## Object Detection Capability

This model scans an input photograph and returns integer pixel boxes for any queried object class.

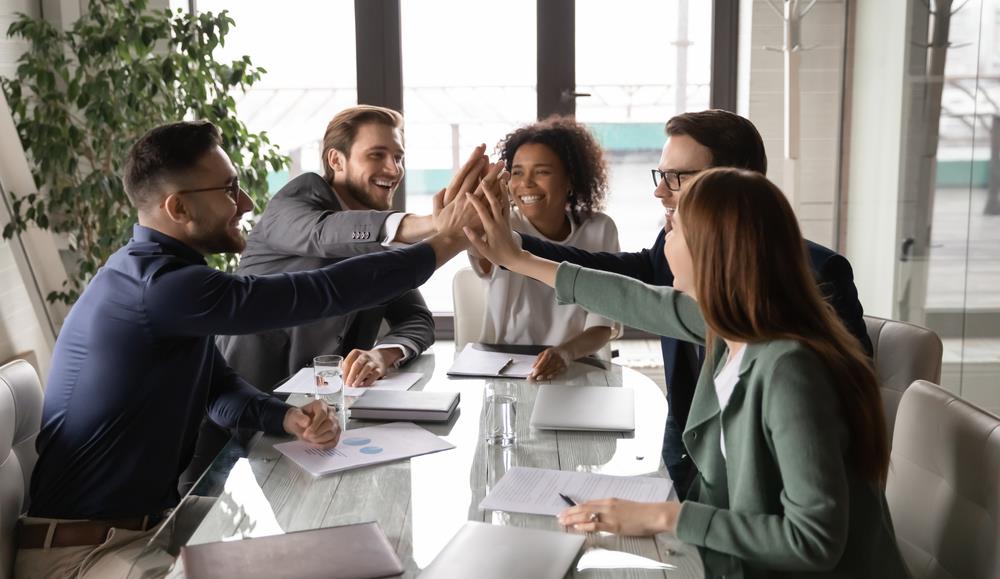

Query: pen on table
[558,492,576,507]
[498,357,514,375]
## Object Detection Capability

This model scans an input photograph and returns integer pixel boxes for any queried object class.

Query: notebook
[181,521,404,579]
[418,521,584,579]
[446,343,536,379]
[349,390,460,422]
[530,385,635,431]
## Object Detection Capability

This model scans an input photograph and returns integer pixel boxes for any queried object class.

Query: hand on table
[558,498,681,536]
[342,348,401,387]
[529,346,572,381]
[283,399,341,448]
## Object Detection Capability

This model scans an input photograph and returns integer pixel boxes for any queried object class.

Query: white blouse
[471,209,622,346]
[714,345,747,460]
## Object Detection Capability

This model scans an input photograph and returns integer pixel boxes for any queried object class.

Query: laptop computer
[529,385,635,431]
[419,521,584,579]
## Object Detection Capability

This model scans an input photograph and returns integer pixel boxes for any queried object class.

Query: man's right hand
[283,399,341,448]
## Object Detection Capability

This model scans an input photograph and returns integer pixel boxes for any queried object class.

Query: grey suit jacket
[217,172,435,392]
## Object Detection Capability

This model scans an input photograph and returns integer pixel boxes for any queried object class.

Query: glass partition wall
[895,0,1000,415]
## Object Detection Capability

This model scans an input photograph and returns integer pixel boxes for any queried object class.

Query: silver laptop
[530,385,635,431]
[419,521,584,579]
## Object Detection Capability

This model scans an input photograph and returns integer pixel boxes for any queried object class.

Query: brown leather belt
[17,516,159,549]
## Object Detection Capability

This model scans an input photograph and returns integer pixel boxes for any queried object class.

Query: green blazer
[554,263,909,578]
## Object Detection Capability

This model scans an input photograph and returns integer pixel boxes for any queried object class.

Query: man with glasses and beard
[15,120,478,578]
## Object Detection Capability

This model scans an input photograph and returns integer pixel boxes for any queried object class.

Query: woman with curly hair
[470,116,621,379]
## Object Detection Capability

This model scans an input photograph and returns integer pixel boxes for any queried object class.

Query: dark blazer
[520,229,872,493]
[217,173,435,392]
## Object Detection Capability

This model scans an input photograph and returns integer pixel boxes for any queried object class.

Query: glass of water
[313,355,346,432]
[484,381,517,447]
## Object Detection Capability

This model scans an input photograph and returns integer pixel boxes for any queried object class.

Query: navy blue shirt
[30,225,436,519]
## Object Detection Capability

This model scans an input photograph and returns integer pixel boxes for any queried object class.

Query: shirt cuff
[373,343,412,367]
[261,397,294,436]
[381,212,409,247]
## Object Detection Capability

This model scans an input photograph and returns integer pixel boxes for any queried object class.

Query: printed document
[479,466,673,516]
[274,422,454,477]
[273,367,423,397]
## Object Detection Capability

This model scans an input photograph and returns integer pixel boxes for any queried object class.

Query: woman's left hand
[530,346,571,380]
[558,498,681,536]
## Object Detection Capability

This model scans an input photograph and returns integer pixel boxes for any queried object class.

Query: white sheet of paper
[479,466,673,516]
[448,344,536,378]
[274,422,454,477]
[272,367,422,397]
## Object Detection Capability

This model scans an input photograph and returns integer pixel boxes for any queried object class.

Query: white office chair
[452,267,489,351]
[886,380,1000,579]
[451,267,613,361]
[864,315,942,442]
[0,360,44,579]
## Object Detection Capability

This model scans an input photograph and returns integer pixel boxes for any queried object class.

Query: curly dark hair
[496,116,609,224]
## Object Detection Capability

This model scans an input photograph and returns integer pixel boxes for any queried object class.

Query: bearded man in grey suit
[218,105,486,390]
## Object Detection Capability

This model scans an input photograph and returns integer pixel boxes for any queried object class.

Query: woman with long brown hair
[464,167,908,577]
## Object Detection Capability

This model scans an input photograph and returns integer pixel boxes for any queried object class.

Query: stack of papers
[479,466,673,516]
[447,344,537,378]
[273,367,422,397]
[274,422,454,477]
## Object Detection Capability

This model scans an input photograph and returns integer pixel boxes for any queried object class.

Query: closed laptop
[419,521,584,579]
[349,390,460,422]
[530,385,635,431]
[181,521,403,579]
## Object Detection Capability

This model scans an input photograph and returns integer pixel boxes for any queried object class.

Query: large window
[197,0,358,186]
[400,0,537,314]
[576,0,712,253]
[201,0,729,320]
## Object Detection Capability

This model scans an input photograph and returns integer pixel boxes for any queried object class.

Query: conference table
[133,343,718,578]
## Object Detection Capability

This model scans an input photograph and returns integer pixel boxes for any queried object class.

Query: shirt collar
[132,224,207,265]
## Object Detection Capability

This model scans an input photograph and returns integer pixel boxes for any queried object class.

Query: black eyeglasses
[651,169,701,191]
[175,178,243,203]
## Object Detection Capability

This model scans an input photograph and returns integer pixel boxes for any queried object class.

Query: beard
[190,219,247,254]
[338,170,393,211]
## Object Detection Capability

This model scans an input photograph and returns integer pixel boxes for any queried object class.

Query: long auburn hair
[679,168,889,485]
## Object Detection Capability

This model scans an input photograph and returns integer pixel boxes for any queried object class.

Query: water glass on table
[484,381,517,447]
[313,355,347,432]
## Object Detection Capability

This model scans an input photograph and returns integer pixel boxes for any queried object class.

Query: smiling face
[653,134,713,223]
[329,122,405,210]
[509,142,572,228]
[172,145,254,254]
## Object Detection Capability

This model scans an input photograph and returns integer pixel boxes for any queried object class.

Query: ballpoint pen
[558,492,576,507]
[497,357,515,376]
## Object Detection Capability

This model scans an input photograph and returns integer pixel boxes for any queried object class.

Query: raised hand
[462,166,523,269]
[432,144,488,233]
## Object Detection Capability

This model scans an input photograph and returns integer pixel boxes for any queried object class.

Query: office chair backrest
[452,267,488,351]
[886,380,1000,579]
[0,360,44,579]
[864,315,942,442]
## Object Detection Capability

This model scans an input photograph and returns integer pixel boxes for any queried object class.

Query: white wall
[742,0,848,249]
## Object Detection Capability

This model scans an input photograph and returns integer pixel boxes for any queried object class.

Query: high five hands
[461,167,524,269]
[430,144,508,243]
